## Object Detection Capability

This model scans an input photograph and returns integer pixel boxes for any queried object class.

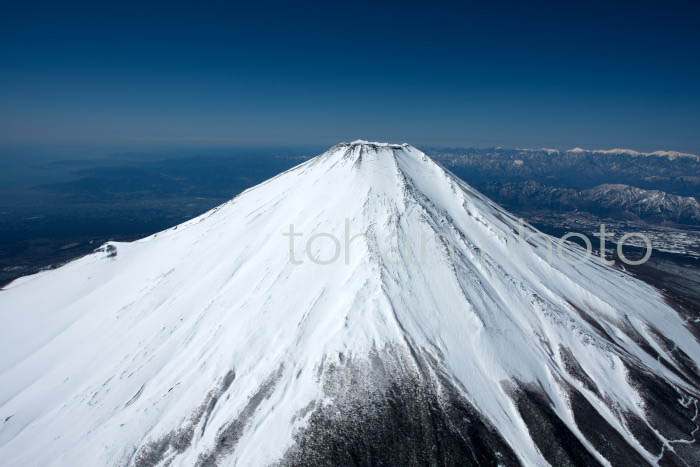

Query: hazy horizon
[2,2,700,153]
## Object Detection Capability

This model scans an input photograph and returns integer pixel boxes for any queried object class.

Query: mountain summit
[1,142,699,466]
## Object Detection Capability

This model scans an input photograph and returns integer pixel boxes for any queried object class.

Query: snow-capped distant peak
[566,146,699,161]
[514,147,560,154]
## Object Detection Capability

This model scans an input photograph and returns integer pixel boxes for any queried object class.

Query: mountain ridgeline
[430,147,700,198]
[482,181,700,226]
[0,142,699,466]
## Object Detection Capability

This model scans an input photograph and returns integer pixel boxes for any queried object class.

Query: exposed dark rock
[624,363,699,446]
[511,384,604,467]
[559,345,600,396]
[647,326,700,388]
[277,348,520,467]
[132,369,237,467]
[621,410,664,456]
[567,386,650,466]
[196,365,283,467]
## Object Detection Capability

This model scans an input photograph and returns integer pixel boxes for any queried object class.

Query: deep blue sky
[2,1,699,151]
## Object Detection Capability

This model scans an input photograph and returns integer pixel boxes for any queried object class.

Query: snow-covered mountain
[483,181,700,225]
[586,184,700,222]
[513,147,699,161]
[566,147,699,161]
[428,147,700,199]
[1,141,699,466]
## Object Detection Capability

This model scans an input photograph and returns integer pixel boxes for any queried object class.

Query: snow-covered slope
[1,141,699,466]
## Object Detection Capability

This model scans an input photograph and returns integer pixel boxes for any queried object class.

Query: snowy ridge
[1,142,699,466]
[514,146,699,160]
[566,147,699,161]
[485,180,700,225]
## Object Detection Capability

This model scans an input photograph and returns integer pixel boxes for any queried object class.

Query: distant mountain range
[519,147,699,161]
[429,147,700,198]
[482,181,700,226]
